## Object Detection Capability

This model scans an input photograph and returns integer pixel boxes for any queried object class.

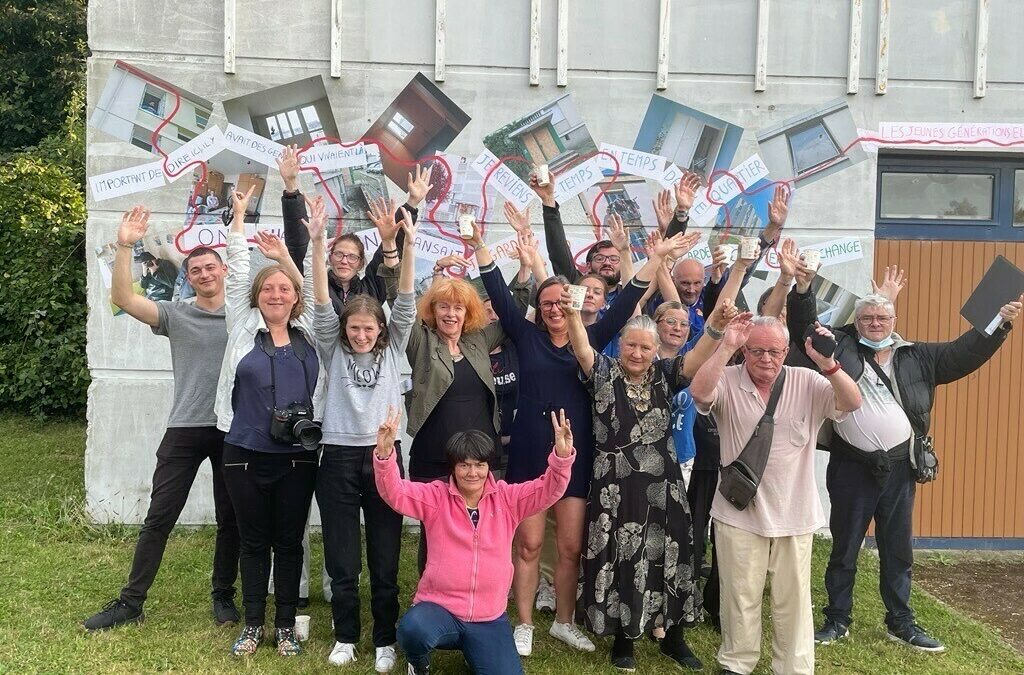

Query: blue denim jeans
[397,602,523,674]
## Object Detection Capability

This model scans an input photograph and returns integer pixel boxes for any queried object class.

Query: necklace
[623,368,654,413]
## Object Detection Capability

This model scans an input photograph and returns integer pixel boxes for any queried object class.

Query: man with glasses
[690,315,862,675]
[786,267,1023,654]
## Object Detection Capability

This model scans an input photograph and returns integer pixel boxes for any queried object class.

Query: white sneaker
[375,644,398,672]
[549,621,595,652]
[534,577,556,612]
[328,641,357,666]
[513,623,535,657]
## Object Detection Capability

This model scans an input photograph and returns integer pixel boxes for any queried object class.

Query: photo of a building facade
[634,94,743,182]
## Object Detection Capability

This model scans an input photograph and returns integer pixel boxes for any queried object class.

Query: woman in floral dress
[564,290,742,672]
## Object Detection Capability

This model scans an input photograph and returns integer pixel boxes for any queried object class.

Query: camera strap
[258,327,314,409]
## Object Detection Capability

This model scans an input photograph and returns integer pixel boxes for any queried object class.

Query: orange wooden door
[873,241,1024,539]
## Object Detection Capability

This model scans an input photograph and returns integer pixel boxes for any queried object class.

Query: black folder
[960,255,1024,335]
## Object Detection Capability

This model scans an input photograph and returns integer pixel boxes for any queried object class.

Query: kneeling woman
[565,292,742,671]
[217,187,327,657]
[373,407,576,675]
[305,197,418,671]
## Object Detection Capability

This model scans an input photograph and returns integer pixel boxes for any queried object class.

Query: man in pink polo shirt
[690,316,861,675]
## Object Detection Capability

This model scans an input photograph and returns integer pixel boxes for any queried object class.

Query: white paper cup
[739,236,758,260]
[294,615,310,641]
[567,284,587,311]
[801,249,821,271]
[458,213,474,239]
[536,164,550,186]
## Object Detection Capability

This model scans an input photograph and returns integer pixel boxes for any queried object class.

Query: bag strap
[763,366,787,419]
[861,348,921,436]
[732,368,787,477]
[258,327,314,407]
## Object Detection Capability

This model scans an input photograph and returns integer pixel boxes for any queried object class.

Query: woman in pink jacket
[372,407,576,675]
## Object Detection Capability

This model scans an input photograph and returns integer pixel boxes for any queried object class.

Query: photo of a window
[756,98,867,189]
[223,76,340,150]
[387,112,414,140]
[787,122,842,176]
[139,87,165,116]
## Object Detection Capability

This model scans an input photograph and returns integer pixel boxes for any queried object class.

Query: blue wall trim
[865,536,1024,551]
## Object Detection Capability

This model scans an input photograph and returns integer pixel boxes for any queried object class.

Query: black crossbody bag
[863,357,938,484]
[718,369,787,511]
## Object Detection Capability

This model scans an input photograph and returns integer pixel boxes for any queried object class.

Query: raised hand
[644,230,661,260]
[117,205,151,246]
[765,184,790,241]
[999,293,1024,325]
[398,207,418,251]
[675,171,702,211]
[301,195,328,241]
[871,265,907,302]
[722,308,755,351]
[653,189,674,233]
[653,232,684,259]
[607,213,630,253]
[709,244,729,283]
[529,172,556,207]
[794,252,819,292]
[407,163,435,208]
[804,322,838,370]
[231,184,257,216]
[670,231,702,259]
[435,254,473,272]
[367,197,401,242]
[550,408,574,458]
[255,231,289,262]
[516,230,537,269]
[503,201,532,234]
[375,405,402,459]
[276,144,301,191]
[707,297,742,332]
[777,238,800,278]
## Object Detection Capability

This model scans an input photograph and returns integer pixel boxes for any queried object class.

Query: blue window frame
[875,152,1024,241]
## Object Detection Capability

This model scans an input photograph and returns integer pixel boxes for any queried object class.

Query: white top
[834,357,913,452]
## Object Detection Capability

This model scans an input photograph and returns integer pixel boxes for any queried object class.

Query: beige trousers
[715,521,815,675]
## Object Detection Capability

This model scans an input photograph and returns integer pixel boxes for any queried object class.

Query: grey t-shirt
[152,299,228,428]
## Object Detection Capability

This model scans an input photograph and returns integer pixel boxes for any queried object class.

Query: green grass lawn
[1,413,1021,674]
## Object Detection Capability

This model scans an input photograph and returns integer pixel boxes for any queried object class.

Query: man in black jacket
[787,269,1022,653]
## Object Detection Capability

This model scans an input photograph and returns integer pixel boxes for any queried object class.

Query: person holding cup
[215,186,327,658]
[470,220,694,656]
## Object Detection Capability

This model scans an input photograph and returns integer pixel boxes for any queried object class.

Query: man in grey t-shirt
[84,206,240,631]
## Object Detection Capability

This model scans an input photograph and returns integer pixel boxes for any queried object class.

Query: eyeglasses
[857,315,894,325]
[330,251,362,264]
[539,301,561,311]
[591,254,620,264]
[744,347,787,359]
[658,318,689,328]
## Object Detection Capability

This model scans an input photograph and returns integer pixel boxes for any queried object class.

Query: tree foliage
[0,0,89,154]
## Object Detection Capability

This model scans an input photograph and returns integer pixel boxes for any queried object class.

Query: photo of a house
[89,61,214,156]
[311,144,389,233]
[423,153,501,224]
[755,98,867,188]
[483,93,598,184]
[363,73,471,185]
[222,76,340,149]
[582,176,659,260]
[634,94,743,182]
[184,152,267,226]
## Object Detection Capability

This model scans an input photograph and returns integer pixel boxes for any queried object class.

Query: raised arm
[373,407,439,520]
[563,290,595,376]
[606,214,635,283]
[276,145,309,273]
[532,172,582,283]
[680,300,744,380]
[396,208,417,295]
[111,206,160,327]
[471,221,531,340]
[664,171,700,238]
[761,238,799,318]
[504,410,575,521]
[805,324,862,412]
[690,316,752,408]
[225,186,257,332]
[871,265,907,304]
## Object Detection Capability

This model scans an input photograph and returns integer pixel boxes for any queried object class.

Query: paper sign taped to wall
[875,122,1024,151]
[470,149,535,211]
[223,124,287,167]
[355,227,479,277]
[163,126,227,182]
[300,143,369,172]
[658,163,684,189]
[176,218,284,251]
[89,160,166,201]
[756,237,864,272]
[597,143,667,181]
[553,156,604,204]
[689,154,771,227]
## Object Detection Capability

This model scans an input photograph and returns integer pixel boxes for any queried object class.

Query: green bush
[0,147,87,418]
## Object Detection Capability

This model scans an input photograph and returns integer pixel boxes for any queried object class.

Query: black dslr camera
[270,402,322,451]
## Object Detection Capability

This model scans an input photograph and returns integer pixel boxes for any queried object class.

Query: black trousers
[687,468,719,621]
[823,453,916,631]
[120,427,238,609]
[222,443,317,628]
[317,443,405,646]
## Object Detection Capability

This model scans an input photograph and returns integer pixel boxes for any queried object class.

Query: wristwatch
[674,207,690,220]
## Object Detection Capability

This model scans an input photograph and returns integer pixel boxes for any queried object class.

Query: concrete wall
[86,0,1024,524]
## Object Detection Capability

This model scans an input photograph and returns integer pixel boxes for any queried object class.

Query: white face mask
[858,335,895,350]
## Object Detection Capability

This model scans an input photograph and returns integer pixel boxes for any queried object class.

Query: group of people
[84,144,1023,675]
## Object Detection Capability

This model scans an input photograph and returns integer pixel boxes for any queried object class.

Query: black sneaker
[814,619,850,645]
[83,599,144,631]
[297,596,310,609]
[213,597,240,626]
[660,627,703,670]
[406,664,430,675]
[887,623,945,653]
[611,633,636,672]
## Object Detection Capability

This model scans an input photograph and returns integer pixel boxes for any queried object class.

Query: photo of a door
[519,124,564,166]
[660,112,725,178]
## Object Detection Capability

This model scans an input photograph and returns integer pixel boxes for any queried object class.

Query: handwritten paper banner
[89,160,166,202]
[471,149,535,211]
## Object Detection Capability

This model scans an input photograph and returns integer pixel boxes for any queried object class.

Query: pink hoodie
[373,447,574,623]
